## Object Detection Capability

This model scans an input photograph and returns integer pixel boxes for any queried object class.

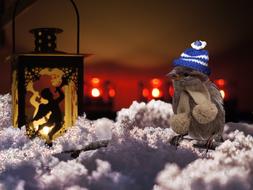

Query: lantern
[11,0,83,143]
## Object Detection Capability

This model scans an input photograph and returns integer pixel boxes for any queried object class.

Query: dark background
[0,0,253,119]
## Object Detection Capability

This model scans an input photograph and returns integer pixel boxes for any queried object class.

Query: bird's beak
[167,70,180,80]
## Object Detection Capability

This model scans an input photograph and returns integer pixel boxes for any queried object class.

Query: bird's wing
[172,90,181,114]
[208,81,223,105]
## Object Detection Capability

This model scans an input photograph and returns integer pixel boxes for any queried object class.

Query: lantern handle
[12,0,80,54]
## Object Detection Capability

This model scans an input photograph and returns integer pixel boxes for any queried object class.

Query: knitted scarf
[176,83,211,115]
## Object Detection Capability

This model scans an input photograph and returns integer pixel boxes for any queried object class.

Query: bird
[167,40,225,150]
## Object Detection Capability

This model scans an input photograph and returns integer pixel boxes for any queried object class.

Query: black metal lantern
[11,0,83,143]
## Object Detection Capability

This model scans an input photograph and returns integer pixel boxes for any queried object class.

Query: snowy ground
[0,94,253,190]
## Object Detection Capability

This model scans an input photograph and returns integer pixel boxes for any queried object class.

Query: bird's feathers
[169,66,225,141]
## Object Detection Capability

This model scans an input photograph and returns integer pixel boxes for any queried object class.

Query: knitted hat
[173,40,211,75]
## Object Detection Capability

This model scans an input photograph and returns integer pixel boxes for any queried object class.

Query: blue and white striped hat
[173,40,211,75]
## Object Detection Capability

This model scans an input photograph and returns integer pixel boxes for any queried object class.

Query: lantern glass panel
[12,54,83,142]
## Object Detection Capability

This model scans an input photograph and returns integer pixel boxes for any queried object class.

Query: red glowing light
[169,86,174,97]
[152,88,162,98]
[91,88,101,97]
[142,88,149,98]
[151,78,162,87]
[109,88,116,98]
[91,77,100,85]
[215,79,226,87]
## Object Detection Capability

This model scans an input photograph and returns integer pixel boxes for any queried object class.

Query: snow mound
[0,127,29,150]
[224,122,253,137]
[94,118,113,140]
[155,130,253,190]
[0,94,253,190]
[53,116,97,152]
[116,100,173,129]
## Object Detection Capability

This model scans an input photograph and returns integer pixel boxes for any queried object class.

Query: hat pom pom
[169,113,190,135]
[192,102,218,124]
[191,40,207,50]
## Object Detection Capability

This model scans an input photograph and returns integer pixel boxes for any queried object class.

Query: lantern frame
[12,54,84,128]
[11,0,84,142]
[12,0,80,54]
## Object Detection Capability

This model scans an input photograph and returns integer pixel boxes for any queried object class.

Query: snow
[155,130,253,190]
[94,118,113,140]
[0,94,12,129]
[0,94,253,190]
[116,100,173,129]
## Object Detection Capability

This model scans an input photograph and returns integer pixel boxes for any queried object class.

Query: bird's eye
[183,73,189,77]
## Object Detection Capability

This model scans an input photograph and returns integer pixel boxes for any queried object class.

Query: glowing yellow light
[220,90,225,99]
[91,77,100,85]
[91,88,101,97]
[152,88,161,98]
[34,125,39,131]
[40,126,51,135]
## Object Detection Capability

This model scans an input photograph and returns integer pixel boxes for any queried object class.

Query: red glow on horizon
[91,77,100,85]
[215,79,226,87]
[151,78,162,87]
[142,88,149,98]
[169,86,174,97]
[109,88,116,98]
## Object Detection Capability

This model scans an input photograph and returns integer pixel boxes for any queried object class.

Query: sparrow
[167,40,225,150]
